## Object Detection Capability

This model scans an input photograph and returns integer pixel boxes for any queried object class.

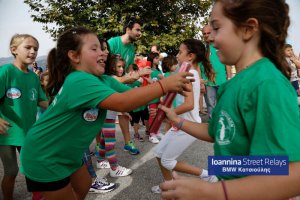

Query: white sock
[200,169,208,178]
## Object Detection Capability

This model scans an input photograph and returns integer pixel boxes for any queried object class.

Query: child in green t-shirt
[0,34,48,200]
[159,1,300,199]
[19,27,192,199]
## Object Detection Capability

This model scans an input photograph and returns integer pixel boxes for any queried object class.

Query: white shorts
[153,127,197,161]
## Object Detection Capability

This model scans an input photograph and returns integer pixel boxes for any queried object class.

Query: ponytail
[46,27,95,104]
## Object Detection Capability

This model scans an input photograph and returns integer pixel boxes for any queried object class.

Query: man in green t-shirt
[108,18,143,153]
[108,18,142,70]
[200,25,232,119]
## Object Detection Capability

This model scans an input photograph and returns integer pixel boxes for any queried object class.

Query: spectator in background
[108,18,144,155]
[200,24,232,119]
[284,44,300,94]
[150,44,165,72]
[32,61,43,76]
[108,18,142,70]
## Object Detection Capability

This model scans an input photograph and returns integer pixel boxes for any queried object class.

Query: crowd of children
[1,0,300,199]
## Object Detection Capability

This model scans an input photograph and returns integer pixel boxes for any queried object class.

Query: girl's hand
[122,112,132,121]
[144,77,154,84]
[290,56,300,64]
[149,107,158,118]
[128,72,139,80]
[0,118,11,135]
[138,67,152,76]
[161,72,194,96]
[200,84,206,94]
[160,172,213,200]
[158,74,164,79]
[159,105,180,124]
[137,77,143,83]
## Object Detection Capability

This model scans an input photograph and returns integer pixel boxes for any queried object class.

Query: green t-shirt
[0,64,47,146]
[21,71,130,182]
[208,58,300,180]
[149,68,163,104]
[164,72,172,78]
[200,44,227,86]
[108,36,135,69]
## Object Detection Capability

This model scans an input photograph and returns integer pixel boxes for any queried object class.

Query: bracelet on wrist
[176,117,185,130]
[157,80,166,95]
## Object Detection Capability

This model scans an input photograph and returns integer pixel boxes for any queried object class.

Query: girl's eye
[212,26,219,31]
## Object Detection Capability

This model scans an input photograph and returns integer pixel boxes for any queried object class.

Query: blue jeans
[204,86,219,119]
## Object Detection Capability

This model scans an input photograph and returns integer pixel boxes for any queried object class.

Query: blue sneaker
[124,141,140,155]
[89,177,115,193]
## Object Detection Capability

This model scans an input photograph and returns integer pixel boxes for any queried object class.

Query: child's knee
[161,158,177,171]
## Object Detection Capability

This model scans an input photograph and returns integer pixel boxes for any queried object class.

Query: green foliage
[24,0,213,55]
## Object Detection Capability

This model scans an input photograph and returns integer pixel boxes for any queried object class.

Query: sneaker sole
[89,187,115,193]
[123,149,140,155]
[96,165,110,169]
[110,170,133,177]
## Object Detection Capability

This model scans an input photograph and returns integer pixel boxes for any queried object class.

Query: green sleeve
[0,65,7,99]
[106,75,131,92]
[242,79,300,161]
[67,74,116,109]
[127,80,142,88]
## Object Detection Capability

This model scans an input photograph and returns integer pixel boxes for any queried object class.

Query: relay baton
[149,62,191,133]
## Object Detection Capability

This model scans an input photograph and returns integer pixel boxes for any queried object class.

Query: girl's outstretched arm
[99,72,193,112]
[160,105,213,143]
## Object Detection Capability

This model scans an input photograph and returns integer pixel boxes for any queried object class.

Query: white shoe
[109,166,132,177]
[97,160,110,169]
[201,175,219,183]
[149,135,159,144]
[151,185,161,194]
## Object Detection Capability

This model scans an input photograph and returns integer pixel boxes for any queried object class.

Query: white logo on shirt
[83,108,99,122]
[216,110,235,145]
[6,88,21,99]
[29,88,38,101]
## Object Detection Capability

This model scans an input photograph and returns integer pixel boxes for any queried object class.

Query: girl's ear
[10,47,17,56]
[242,18,259,41]
[67,50,80,64]
[188,53,196,63]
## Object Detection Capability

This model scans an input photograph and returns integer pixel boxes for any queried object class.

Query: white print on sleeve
[216,110,236,145]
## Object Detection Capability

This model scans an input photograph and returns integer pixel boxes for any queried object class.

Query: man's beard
[129,35,137,43]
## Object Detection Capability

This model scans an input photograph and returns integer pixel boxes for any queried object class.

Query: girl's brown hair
[182,39,215,82]
[162,55,178,73]
[147,52,160,70]
[215,0,290,78]
[108,54,126,76]
[46,27,96,103]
